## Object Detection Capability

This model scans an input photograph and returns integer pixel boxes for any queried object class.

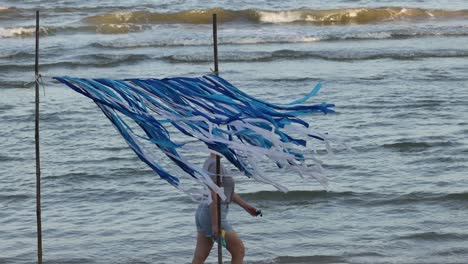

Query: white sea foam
[232,35,321,44]
[111,11,136,23]
[96,23,145,34]
[294,36,321,42]
[348,10,359,18]
[341,32,393,40]
[0,27,35,38]
[257,11,303,23]
[393,7,408,18]
[0,6,9,11]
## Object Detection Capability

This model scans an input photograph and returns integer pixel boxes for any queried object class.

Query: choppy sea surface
[1,0,468,263]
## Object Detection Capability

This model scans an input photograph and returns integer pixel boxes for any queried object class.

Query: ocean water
[1,0,468,263]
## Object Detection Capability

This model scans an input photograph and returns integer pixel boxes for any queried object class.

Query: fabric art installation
[55,74,339,203]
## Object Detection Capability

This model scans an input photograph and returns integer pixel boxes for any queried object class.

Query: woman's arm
[232,192,258,216]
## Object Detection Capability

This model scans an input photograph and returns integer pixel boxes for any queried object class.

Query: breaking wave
[92,35,321,48]
[0,26,53,38]
[4,21,468,40]
[0,24,148,38]
[90,29,468,48]
[83,7,468,25]
[96,23,149,34]
[3,48,467,72]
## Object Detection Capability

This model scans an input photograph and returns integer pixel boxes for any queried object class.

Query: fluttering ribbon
[54,74,338,202]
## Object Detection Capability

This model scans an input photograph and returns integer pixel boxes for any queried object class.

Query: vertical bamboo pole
[212,13,222,264]
[35,10,43,264]
[213,14,219,76]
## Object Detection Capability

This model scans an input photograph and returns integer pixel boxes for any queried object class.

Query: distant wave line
[3,23,468,40]
[0,54,152,71]
[2,49,468,72]
[83,7,468,25]
[0,24,149,38]
[163,49,468,63]
[238,190,468,204]
[399,231,468,241]
[0,193,31,202]
[89,30,468,48]
[382,141,454,150]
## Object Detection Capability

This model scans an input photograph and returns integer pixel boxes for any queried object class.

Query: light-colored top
[203,157,234,203]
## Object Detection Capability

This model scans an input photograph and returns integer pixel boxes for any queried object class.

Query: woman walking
[192,153,260,264]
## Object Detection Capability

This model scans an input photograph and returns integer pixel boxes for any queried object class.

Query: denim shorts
[195,203,232,237]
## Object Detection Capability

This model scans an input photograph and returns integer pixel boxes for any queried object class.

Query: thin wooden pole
[213,14,219,76]
[212,13,222,264]
[35,10,43,264]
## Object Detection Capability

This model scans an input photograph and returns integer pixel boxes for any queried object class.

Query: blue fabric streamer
[54,74,335,198]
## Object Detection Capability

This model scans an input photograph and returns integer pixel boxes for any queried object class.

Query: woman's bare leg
[192,232,214,264]
[225,230,245,264]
